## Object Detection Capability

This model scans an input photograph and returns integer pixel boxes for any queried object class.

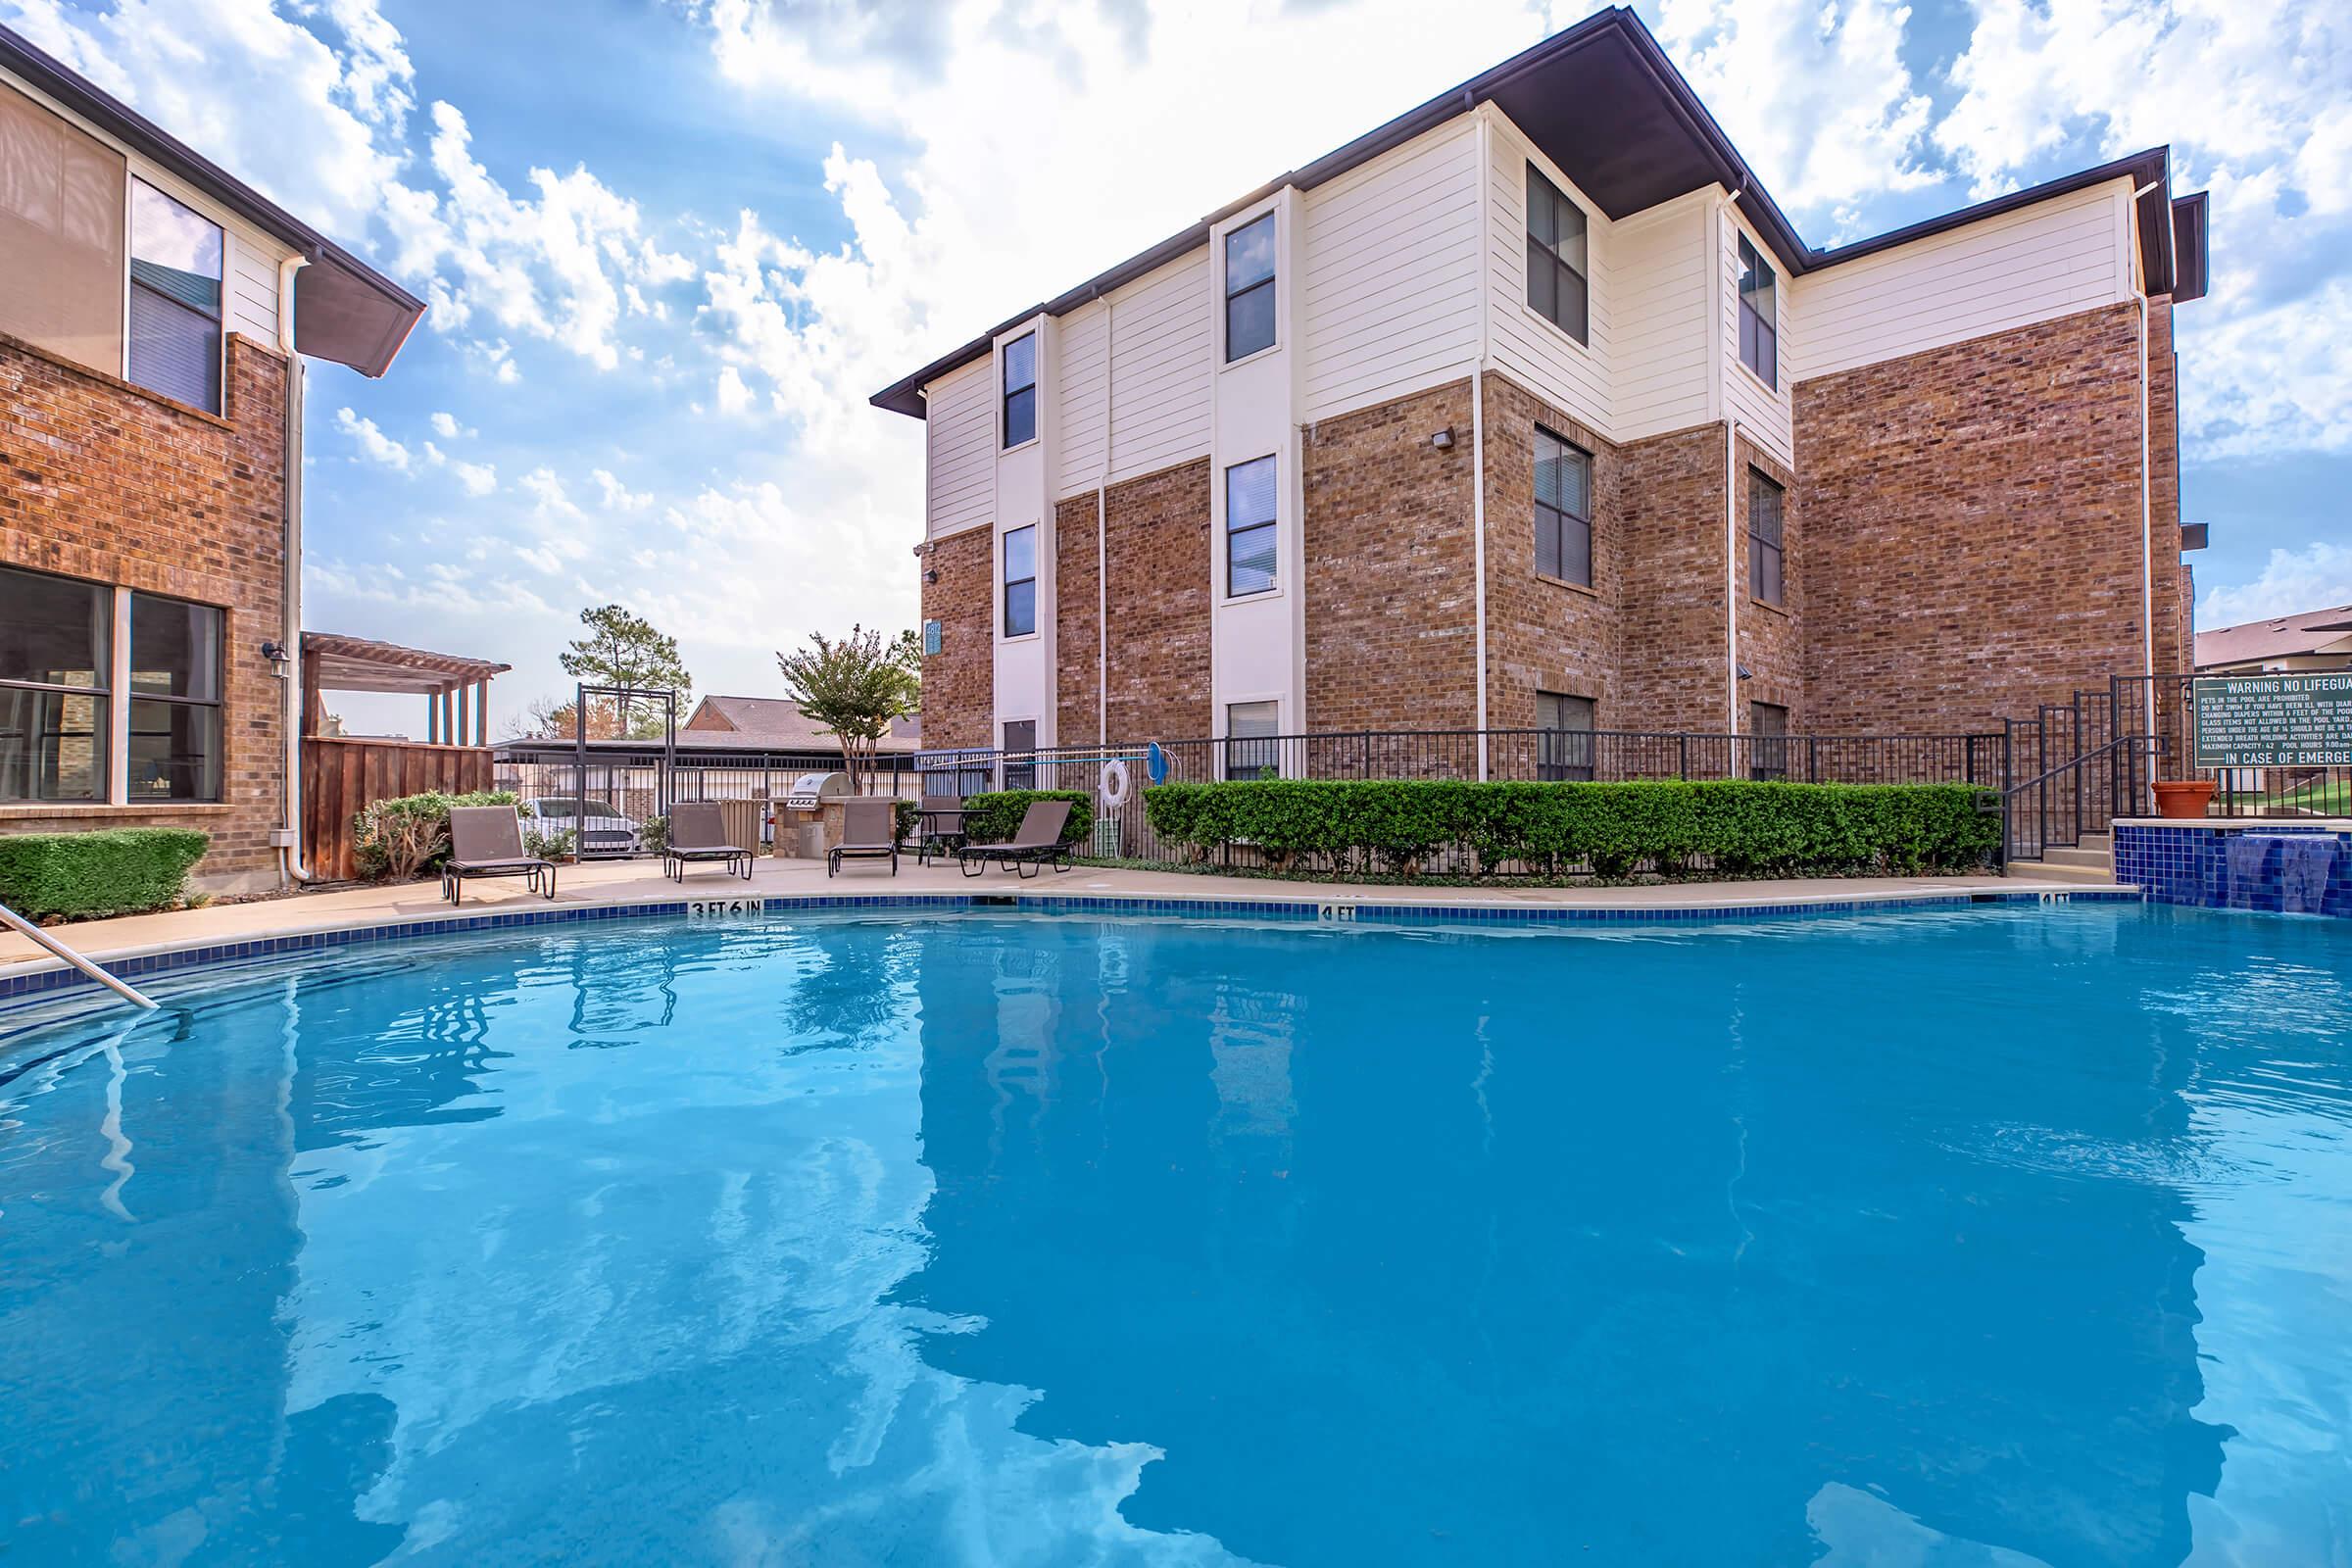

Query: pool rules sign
[2192,672,2352,767]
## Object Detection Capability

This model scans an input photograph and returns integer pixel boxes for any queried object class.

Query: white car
[522,796,641,857]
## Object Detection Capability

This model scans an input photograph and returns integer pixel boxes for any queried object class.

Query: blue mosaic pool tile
[2116,823,2352,918]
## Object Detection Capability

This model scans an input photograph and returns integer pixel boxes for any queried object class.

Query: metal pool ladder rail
[0,902,158,1010]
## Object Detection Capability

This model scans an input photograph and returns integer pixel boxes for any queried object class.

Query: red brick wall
[1303,378,1478,732]
[1101,459,1212,743]
[1733,436,1803,730]
[1616,423,1731,734]
[1,331,291,889]
[918,524,993,749]
[1054,492,1100,744]
[2144,296,2189,679]
[1796,301,2154,734]
[1481,372,1622,731]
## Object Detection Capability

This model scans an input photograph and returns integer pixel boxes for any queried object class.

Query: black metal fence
[918,725,2002,868]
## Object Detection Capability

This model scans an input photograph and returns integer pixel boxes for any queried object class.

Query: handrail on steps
[0,902,158,1011]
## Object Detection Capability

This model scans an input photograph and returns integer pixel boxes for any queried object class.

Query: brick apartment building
[874,7,2208,763]
[1,26,422,890]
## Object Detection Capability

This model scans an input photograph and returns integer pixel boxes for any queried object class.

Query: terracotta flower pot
[2150,779,2217,819]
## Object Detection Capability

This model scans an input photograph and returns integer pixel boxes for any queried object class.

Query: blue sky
[6,0,2345,737]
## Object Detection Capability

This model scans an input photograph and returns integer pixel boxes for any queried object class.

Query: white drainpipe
[276,254,313,884]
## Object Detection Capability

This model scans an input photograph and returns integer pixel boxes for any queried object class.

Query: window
[1225,701,1281,780]
[1002,718,1037,791]
[127,592,222,802]
[1223,213,1275,362]
[1525,165,1589,343]
[1002,524,1038,637]
[1749,701,1789,782]
[1536,691,1594,782]
[1749,470,1786,607]
[127,179,224,413]
[1226,455,1278,597]
[1738,234,1777,389]
[1534,427,1592,587]
[1001,332,1037,448]
[0,81,128,375]
[0,565,110,803]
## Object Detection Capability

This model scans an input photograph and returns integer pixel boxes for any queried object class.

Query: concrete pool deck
[1,855,2132,979]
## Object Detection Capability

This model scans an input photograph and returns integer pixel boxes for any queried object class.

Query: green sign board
[2192,672,2352,768]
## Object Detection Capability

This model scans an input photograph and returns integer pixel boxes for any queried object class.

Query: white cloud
[2199,543,2352,627]
[714,364,756,416]
[380,102,693,371]
[518,466,583,518]
[591,468,653,512]
[429,411,471,439]
[334,406,412,471]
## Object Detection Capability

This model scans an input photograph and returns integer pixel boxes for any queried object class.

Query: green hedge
[353,790,519,881]
[1142,779,1998,879]
[0,827,211,920]
[960,790,1094,847]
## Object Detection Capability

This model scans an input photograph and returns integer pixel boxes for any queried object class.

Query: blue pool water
[3,904,2349,1565]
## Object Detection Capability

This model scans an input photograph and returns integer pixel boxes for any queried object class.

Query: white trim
[108,586,132,805]
[2137,295,2155,723]
[1472,113,1494,781]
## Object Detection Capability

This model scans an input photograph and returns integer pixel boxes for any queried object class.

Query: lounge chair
[828,798,901,878]
[957,800,1074,879]
[442,805,557,906]
[915,793,965,866]
[665,802,754,882]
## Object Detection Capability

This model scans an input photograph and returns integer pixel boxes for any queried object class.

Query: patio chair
[957,800,1075,879]
[828,798,901,878]
[442,805,557,906]
[664,802,754,882]
[915,793,965,866]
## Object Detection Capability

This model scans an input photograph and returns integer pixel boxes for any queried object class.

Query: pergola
[301,632,512,746]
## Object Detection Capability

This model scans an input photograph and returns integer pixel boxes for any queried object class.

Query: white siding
[925,356,993,539]
[1720,212,1792,466]
[1485,115,1613,437]
[226,231,282,344]
[1055,300,1108,497]
[1301,118,1483,420]
[1789,180,2133,383]
[1609,196,1713,442]
[1107,248,1212,484]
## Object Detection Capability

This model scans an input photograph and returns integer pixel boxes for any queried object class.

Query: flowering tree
[776,625,919,794]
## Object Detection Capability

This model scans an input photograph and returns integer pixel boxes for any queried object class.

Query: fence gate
[568,685,676,859]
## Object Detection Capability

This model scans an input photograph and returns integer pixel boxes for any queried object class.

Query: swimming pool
[3,903,2347,1564]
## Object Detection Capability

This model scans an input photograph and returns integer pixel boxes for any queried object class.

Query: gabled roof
[0,23,425,377]
[871,5,2209,418]
[2195,606,2352,669]
[686,695,922,754]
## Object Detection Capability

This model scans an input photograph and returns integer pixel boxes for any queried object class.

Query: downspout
[276,254,313,884]
[1099,292,1112,746]
[2132,176,2160,736]
[1471,111,1494,780]
[1717,187,1746,736]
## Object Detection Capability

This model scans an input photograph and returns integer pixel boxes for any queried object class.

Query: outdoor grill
[782,771,851,810]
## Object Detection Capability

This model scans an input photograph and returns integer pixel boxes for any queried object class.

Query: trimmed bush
[0,828,211,920]
[1142,779,1998,880]
[353,790,519,881]
[961,790,1094,848]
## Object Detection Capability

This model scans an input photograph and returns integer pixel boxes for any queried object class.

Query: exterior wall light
[1429,427,1455,449]
[924,568,940,584]
[261,639,293,678]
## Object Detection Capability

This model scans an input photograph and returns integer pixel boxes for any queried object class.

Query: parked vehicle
[521,797,640,857]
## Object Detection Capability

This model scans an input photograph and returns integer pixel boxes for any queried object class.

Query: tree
[559,604,692,739]
[776,624,919,794]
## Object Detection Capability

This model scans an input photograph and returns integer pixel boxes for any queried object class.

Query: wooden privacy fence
[303,737,493,881]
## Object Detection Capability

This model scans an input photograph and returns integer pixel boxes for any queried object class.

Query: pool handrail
[0,902,159,1010]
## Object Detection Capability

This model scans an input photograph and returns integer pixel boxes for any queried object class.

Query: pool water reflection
[1,905,2347,1564]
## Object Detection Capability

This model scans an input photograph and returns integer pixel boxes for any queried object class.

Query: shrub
[0,828,211,920]
[353,790,519,881]
[1141,779,1998,880]
[961,790,1094,847]
[640,814,668,857]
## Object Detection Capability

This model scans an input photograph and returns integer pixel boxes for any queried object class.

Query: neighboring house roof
[685,695,923,754]
[2195,606,2352,669]
[0,23,425,377]
[871,5,2208,419]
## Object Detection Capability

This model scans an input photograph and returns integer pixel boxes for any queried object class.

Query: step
[2005,859,2124,885]
[2041,844,2114,872]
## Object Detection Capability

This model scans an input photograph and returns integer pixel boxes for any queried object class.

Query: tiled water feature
[2115,819,2352,917]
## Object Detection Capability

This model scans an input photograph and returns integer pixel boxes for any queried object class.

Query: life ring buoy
[1101,757,1133,808]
